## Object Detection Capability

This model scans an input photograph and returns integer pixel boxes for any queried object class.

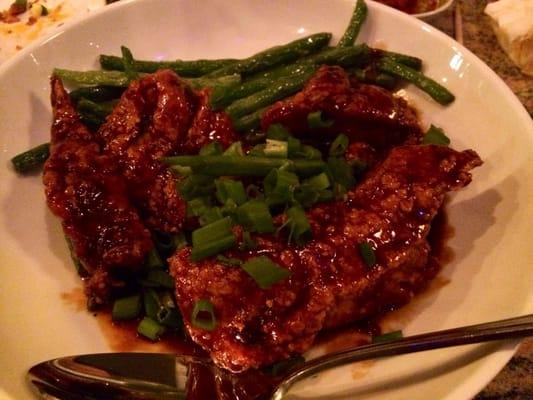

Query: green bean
[371,48,423,70]
[377,58,455,105]
[77,98,115,118]
[338,0,368,47]
[225,65,316,120]
[99,54,238,77]
[211,45,368,109]
[206,32,332,78]
[54,69,132,87]
[349,67,398,89]
[164,155,326,178]
[54,68,240,90]
[120,45,139,82]
[69,86,124,103]
[11,142,50,173]
[232,108,266,133]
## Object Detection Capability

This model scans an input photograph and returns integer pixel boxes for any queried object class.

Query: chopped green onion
[248,144,266,157]
[372,330,403,343]
[191,299,217,331]
[137,317,166,341]
[286,206,312,244]
[240,231,257,251]
[293,184,320,208]
[237,200,275,233]
[215,179,247,206]
[307,110,334,129]
[191,216,234,247]
[216,255,243,267]
[179,174,215,200]
[358,242,376,267]
[199,207,224,226]
[171,165,192,176]
[223,141,244,156]
[266,124,290,141]
[292,144,323,160]
[191,217,235,260]
[173,233,188,250]
[422,125,450,146]
[187,197,211,217]
[263,169,299,205]
[327,157,356,192]
[146,247,165,269]
[199,141,223,156]
[142,270,175,289]
[241,256,291,289]
[329,133,349,157]
[303,172,330,191]
[287,136,302,158]
[143,289,160,320]
[190,235,236,261]
[112,295,142,321]
[157,306,181,328]
[264,139,288,158]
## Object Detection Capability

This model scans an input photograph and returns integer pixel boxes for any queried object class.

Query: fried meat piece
[261,65,421,149]
[43,77,153,304]
[169,145,482,371]
[97,70,195,233]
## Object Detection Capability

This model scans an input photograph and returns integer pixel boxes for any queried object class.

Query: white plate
[0,0,532,399]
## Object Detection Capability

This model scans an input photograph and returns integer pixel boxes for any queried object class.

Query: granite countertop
[426,1,532,398]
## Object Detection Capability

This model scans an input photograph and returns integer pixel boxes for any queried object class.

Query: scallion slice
[179,174,215,200]
[236,200,275,233]
[422,125,450,146]
[137,317,166,341]
[215,179,247,206]
[286,206,312,244]
[142,270,174,289]
[358,242,376,267]
[303,172,330,191]
[287,136,302,158]
[329,133,349,157]
[191,299,217,331]
[266,124,290,141]
[264,139,288,158]
[190,235,236,261]
[187,197,211,217]
[263,169,299,205]
[307,110,334,129]
[191,217,235,260]
[222,141,244,156]
[241,256,291,289]
[112,294,142,321]
[327,157,356,193]
[199,141,223,156]
[199,207,224,226]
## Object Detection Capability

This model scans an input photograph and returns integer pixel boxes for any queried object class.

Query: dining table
[1,0,531,398]
[426,1,532,398]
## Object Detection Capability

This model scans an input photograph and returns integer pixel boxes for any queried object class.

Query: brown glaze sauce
[61,205,454,400]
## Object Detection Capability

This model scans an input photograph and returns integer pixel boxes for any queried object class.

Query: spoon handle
[272,314,533,399]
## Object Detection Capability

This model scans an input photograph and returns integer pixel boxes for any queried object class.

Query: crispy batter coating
[261,65,421,149]
[44,77,153,304]
[170,145,482,371]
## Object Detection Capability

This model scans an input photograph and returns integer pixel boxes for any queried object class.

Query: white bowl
[415,0,455,18]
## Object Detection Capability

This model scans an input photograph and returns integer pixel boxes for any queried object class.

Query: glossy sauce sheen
[87,207,453,399]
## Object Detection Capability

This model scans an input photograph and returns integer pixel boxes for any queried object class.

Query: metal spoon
[28,314,533,400]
